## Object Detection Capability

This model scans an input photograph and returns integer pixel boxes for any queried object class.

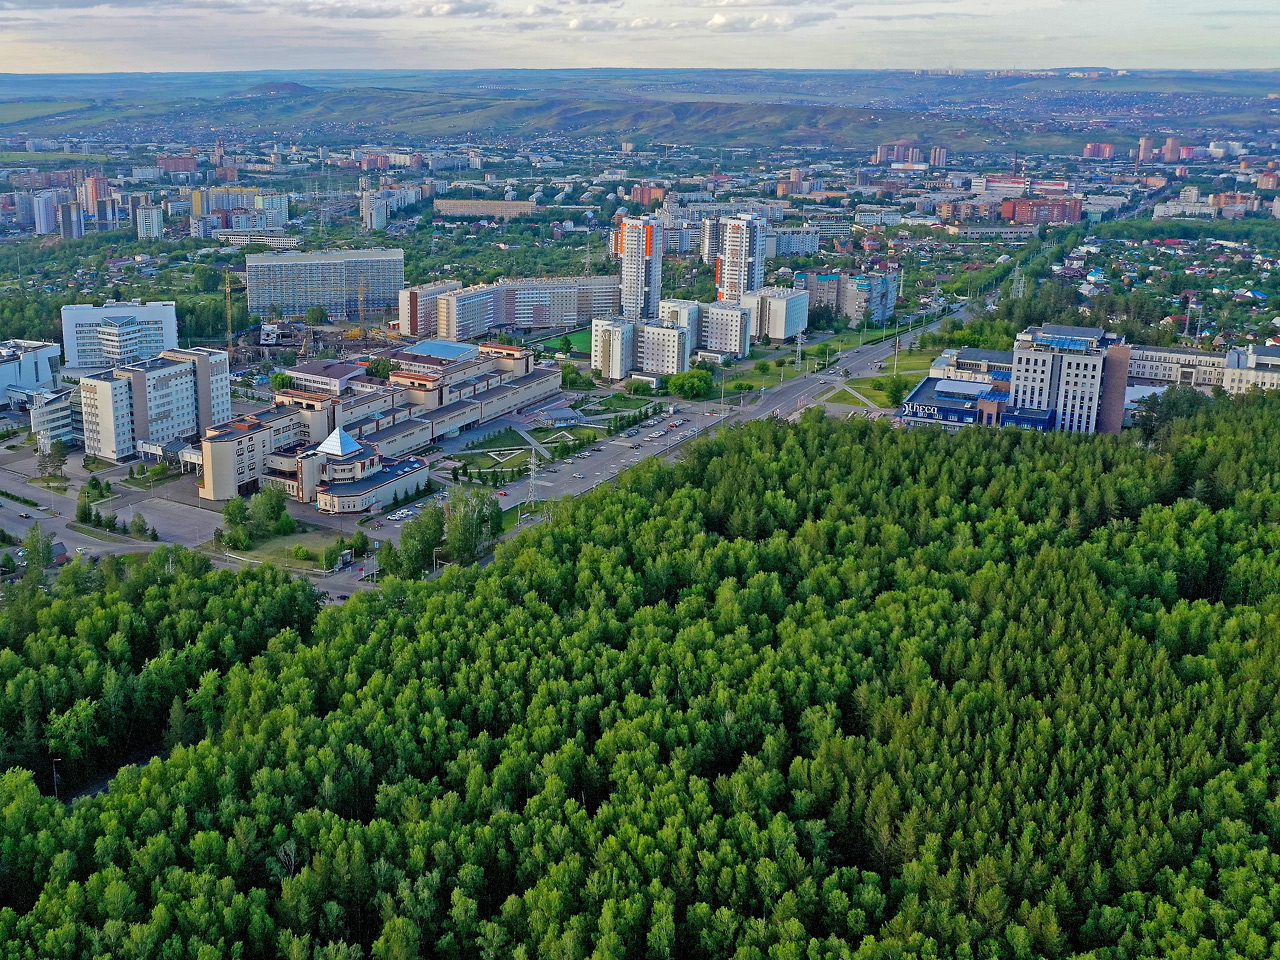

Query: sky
[0,0,1276,73]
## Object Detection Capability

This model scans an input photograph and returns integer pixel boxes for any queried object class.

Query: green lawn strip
[452,449,531,475]
[464,427,529,452]
[824,389,868,407]
[65,522,135,543]
[214,529,338,569]
[529,425,603,444]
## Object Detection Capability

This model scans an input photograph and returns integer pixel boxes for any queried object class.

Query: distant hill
[233,81,318,98]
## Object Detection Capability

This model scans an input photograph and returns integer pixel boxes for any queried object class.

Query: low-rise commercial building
[0,340,61,408]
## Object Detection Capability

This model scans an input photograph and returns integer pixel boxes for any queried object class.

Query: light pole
[51,757,60,802]
[433,546,443,573]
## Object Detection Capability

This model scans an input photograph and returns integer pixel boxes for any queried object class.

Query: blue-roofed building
[1009,324,1129,435]
[401,339,480,363]
[900,377,1008,432]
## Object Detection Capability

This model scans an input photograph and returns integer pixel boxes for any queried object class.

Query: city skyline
[1,0,1278,74]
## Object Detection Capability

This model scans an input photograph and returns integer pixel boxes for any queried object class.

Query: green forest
[5,391,1280,958]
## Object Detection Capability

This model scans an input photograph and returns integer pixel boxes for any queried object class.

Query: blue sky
[0,0,1276,73]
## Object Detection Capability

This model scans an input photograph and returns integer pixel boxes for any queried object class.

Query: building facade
[740,288,809,343]
[704,302,752,358]
[61,300,179,369]
[436,277,621,340]
[1008,325,1128,434]
[618,215,664,320]
[79,348,231,462]
[715,213,767,302]
[592,318,637,381]
[245,249,405,322]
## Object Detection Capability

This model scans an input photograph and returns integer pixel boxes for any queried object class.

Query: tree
[393,504,445,578]
[40,439,68,478]
[21,522,53,575]
[269,372,294,391]
[558,334,574,354]
[884,376,910,407]
[668,369,714,400]
[223,496,249,528]
[625,380,654,397]
[754,361,771,375]
[304,305,328,325]
[129,513,149,538]
[444,487,495,565]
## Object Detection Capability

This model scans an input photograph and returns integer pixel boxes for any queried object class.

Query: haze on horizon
[0,0,1276,76]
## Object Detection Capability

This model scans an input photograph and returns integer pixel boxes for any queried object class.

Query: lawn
[531,329,591,353]
[824,389,868,407]
[216,528,338,570]
[529,425,602,444]
[464,427,529,452]
[844,351,940,408]
[579,394,654,414]
[452,449,531,475]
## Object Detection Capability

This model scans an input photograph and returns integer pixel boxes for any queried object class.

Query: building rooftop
[245,248,403,265]
[319,456,427,497]
[401,339,480,361]
[317,427,363,458]
[955,347,1014,365]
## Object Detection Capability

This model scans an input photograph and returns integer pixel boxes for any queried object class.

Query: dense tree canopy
[5,393,1280,958]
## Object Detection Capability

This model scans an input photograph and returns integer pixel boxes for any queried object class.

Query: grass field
[824,389,868,407]
[529,425,602,445]
[530,329,591,352]
[465,427,528,452]
[219,528,338,570]
[580,394,654,414]
[453,449,531,475]
[0,101,92,126]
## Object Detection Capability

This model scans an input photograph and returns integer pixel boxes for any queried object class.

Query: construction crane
[224,270,245,364]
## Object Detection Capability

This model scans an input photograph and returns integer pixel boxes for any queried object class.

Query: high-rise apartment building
[1083,143,1114,159]
[618,215,664,320]
[135,205,164,240]
[999,198,1083,224]
[715,213,767,302]
[591,318,637,381]
[33,191,59,235]
[1163,137,1181,161]
[398,280,464,338]
[793,270,897,325]
[61,300,179,368]
[80,347,230,462]
[245,249,404,322]
[657,300,704,349]
[930,147,949,167]
[78,176,109,211]
[59,202,85,240]
[636,324,690,377]
[1138,137,1157,162]
[703,302,752,358]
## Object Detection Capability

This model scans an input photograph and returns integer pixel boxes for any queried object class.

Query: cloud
[705,9,821,30]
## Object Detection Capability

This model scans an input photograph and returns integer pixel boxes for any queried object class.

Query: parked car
[572,473,585,479]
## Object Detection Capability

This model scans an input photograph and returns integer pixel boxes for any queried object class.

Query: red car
[497,490,508,496]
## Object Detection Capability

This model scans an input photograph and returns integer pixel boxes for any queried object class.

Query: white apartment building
[33,192,59,235]
[592,318,637,381]
[704,302,752,358]
[135,205,164,240]
[79,348,231,462]
[657,299,704,349]
[618,215,664,320]
[637,324,690,377]
[436,277,621,340]
[398,280,465,338]
[740,288,809,343]
[245,249,404,322]
[254,193,290,228]
[61,300,179,369]
[716,214,767,302]
[768,227,821,257]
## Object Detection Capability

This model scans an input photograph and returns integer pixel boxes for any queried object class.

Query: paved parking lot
[127,497,224,545]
